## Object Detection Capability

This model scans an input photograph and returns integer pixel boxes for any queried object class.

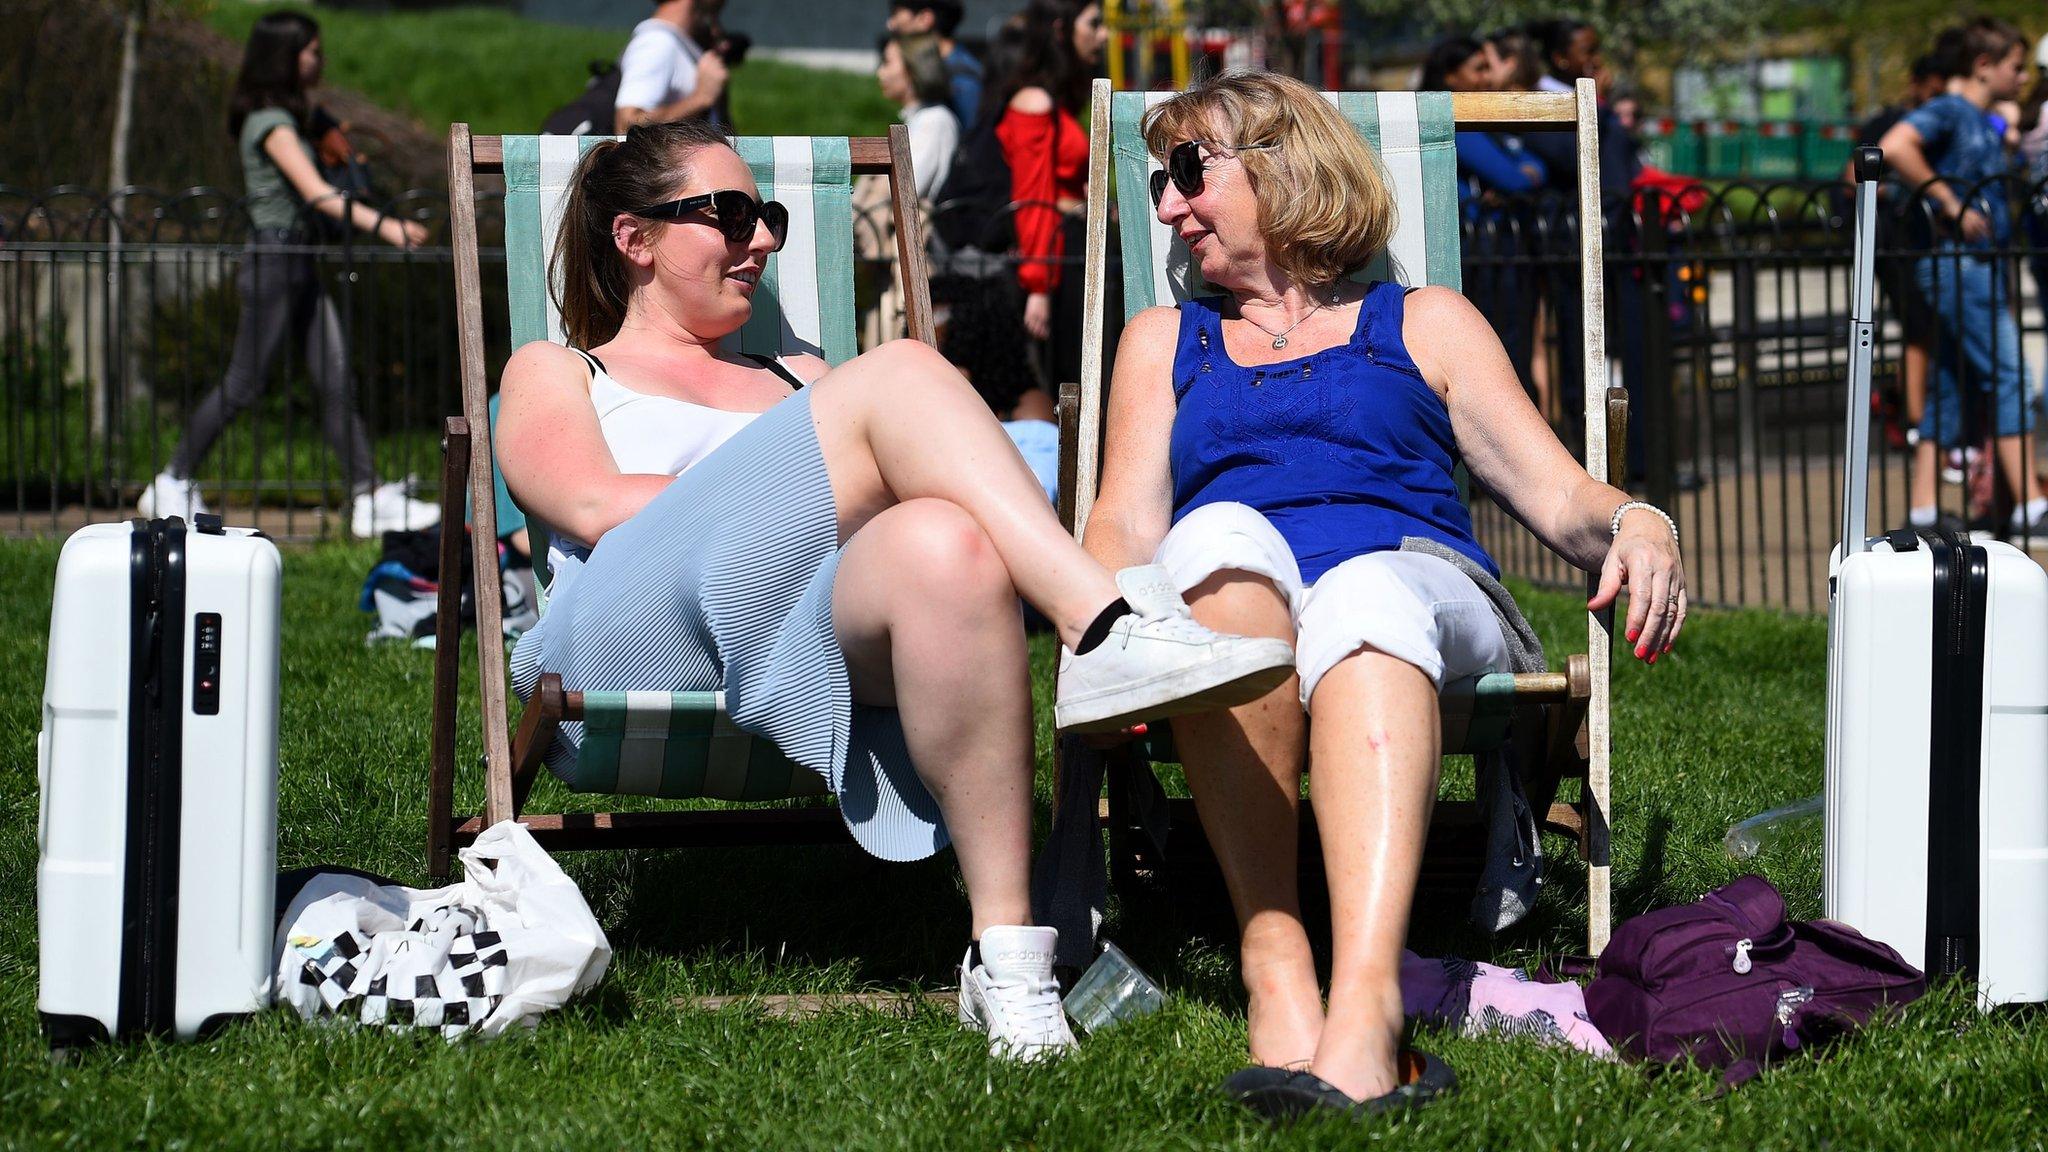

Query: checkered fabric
[286,907,512,1039]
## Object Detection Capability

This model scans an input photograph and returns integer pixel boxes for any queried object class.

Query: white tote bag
[275,821,611,1038]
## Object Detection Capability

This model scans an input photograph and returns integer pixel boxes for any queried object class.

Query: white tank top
[547,349,807,576]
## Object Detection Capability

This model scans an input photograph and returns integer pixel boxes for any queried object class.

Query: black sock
[968,941,982,969]
[1074,598,1133,655]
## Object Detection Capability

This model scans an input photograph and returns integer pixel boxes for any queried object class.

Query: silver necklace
[1238,286,1343,349]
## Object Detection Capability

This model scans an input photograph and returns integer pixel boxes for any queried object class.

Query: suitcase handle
[1839,147,1883,560]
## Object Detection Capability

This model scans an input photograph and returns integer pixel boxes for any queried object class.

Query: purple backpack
[1584,875,1924,1087]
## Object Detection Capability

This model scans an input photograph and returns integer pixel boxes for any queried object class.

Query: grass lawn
[199,3,901,139]
[2,538,2043,1149]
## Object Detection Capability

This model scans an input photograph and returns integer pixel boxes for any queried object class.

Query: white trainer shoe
[352,477,441,538]
[958,925,1076,1062]
[136,471,209,521]
[1054,564,1295,733]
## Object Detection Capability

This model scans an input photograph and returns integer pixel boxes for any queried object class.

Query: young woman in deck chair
[493,119,1294,1062]
[1080,73,1688,1117]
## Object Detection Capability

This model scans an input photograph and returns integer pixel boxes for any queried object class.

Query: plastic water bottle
[1062,940,1165,1034]
[1724,793,1823,859]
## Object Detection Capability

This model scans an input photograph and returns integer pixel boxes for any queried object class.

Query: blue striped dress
[508,379,949,862]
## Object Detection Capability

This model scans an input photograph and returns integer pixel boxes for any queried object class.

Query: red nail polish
[1627,628,1639,642]
[1649,653,1658,665]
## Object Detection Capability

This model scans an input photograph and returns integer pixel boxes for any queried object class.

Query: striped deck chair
[1056,79,1625,953]
[427,125,934,882]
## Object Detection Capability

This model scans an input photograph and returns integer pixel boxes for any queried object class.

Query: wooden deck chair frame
[429,124,935,883]
[1055,80,1624,953]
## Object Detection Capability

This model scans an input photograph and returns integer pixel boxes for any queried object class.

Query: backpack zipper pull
[1732,938,1754,975]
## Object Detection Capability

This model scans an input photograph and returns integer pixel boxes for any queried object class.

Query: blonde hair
[1141,71,1395,287]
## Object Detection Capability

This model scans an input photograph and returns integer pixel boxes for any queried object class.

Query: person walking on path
[1881,17,2048,535]
[139,10,437,536]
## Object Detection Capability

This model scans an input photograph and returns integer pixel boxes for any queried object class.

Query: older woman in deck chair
[493,120,1294,1062]
[1082,74,1687,1116]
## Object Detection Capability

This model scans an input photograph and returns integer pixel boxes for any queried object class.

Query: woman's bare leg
[834,498,1034,933]
[807,339,1118,647]
[1303,648,1441,1101]
[1176,570,1322,1068]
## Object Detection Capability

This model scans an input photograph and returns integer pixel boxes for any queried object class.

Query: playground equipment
[1104,0,1343,91]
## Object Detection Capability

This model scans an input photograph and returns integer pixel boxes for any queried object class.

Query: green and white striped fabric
[1109,89,1462,320]
[500,134,859,363]
[498,133,857,802]
[568,690,828,802]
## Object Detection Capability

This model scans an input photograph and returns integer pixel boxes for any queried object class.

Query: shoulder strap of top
[568,347,607,379]
[1361,281,1424,377]
[745,352,809,389]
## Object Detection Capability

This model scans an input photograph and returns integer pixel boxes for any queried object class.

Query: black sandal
[1228,1050,1458,1121]
[1221,1064,1299,1108]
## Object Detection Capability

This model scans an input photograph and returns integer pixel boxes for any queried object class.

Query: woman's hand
[380,216,429,249]
[1588,508,1686,663]
[1023,291,1053,340]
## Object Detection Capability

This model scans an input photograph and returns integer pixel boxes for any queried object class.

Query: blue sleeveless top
[1167,282,1497,584]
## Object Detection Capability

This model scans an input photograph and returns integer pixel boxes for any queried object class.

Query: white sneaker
[136,471,208,521]
[352,478,441,538]
[1054,564,1295,733]
[958,925,1076,1062]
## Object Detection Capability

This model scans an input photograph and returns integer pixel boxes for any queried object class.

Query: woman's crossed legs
[801,343,1296,1059]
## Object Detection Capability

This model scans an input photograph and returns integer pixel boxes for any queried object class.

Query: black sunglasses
[1148,139,1278,207]
[631,189,790,250]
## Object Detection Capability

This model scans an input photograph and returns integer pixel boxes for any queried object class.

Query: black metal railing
[1464,173,2047,612]
[5,177,2042,613]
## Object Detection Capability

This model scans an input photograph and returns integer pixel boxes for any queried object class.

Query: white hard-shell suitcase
[1823,148,2048,1009]
[38,515,282,1048]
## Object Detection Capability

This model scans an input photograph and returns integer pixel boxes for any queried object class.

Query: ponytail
[550,119,731,348]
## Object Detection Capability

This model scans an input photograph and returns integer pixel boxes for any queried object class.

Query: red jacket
[996,105,1088,294]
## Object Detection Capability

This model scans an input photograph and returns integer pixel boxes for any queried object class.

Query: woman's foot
[1308,986,1407,1100]
[1054,565,1294,732]
[1243,965,1323,1070]
[958,925,1076,1062]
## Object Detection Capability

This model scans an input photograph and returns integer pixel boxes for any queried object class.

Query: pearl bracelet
[1610,500,1678,546]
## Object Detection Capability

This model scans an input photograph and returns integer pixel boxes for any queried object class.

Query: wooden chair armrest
[509,672,566,816]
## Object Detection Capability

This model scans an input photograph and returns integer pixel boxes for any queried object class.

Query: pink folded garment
[1400,951,1614,1058]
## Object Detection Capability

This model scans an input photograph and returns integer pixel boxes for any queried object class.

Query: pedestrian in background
[987,0,1108,387]
[887,0,984,126]
[878,31,961,199]
[140,10,438,536]
[1420,35,1545,394]
[1881,18,2048,535]
[1853,53,1950,470]
[614,0,730,133]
